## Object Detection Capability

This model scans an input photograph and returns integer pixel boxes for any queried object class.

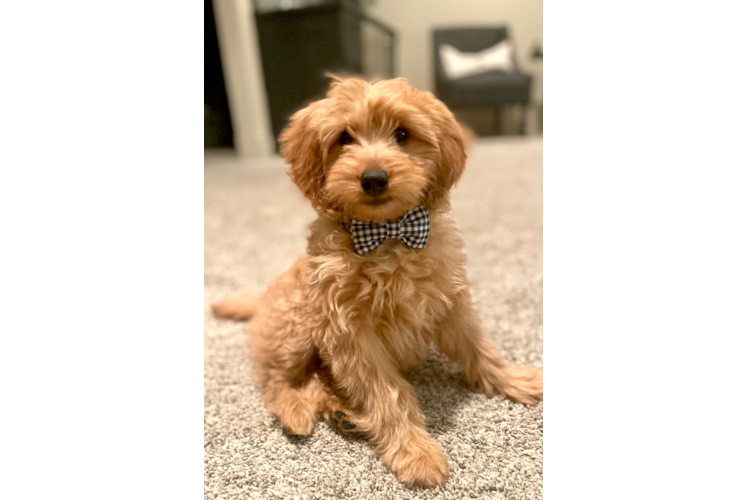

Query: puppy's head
[279,77,466,223]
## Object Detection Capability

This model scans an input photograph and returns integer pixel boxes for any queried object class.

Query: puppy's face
[280,78,466,223]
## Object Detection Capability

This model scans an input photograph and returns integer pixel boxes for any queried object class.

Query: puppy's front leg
[323,327,449,487]
[434,293,543,405]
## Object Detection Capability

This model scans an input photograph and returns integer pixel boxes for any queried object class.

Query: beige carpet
[204,136,543,499]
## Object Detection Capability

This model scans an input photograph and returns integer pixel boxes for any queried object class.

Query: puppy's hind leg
[242,256,319,433]
[254,326,321,436]
[269,364,360,437]
[212,292,261,320]
[263,379,319,436]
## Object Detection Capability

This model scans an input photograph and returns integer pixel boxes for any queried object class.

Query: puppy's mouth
[362,196,393,207]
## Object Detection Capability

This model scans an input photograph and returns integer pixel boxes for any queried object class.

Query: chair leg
[538,102,543,133]
[493,105,503,135]
[519,104,527,135]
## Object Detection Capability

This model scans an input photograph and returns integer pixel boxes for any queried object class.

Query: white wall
[365,0,543,104]
[213,0,274,157]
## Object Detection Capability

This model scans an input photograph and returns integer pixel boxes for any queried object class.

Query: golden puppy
[213,77,542,487]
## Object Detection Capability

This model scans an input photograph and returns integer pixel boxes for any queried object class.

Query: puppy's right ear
[279,101,326,209]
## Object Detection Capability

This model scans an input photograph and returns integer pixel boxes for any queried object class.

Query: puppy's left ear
[279,100,327,209]
[423,97,467,209]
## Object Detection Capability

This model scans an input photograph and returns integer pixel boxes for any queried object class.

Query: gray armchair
[433,27,532,135]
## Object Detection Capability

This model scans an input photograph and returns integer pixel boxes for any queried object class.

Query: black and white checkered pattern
[345,205,430,256]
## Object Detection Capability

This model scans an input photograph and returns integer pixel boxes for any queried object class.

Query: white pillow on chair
[439,40,515,80]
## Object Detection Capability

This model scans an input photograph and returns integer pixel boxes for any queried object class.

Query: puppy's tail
[211,293,261,321]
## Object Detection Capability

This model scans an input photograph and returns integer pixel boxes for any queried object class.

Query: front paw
[477,364,543,405]
[386,431,449,487]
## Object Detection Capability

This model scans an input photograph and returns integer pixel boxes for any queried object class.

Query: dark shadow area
[405,346,479,437]
[205,0,234,148]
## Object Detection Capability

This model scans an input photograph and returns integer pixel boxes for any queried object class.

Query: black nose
[360,169,389,196]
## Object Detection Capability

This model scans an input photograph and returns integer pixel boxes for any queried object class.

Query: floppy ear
[278,100,327,209]
[422,97,467,209]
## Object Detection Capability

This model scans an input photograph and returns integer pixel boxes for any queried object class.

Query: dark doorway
[205,0,234,148]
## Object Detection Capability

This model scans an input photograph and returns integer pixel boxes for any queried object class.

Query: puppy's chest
[357,245,457,327]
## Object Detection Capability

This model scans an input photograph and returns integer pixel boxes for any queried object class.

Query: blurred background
[204,3,544,496]
[205,0,542,155]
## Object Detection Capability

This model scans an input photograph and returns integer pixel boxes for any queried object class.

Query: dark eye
[339,131,354,146]
[394,128,409,144]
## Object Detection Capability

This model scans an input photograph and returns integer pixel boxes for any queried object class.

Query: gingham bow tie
[345,205,430,256]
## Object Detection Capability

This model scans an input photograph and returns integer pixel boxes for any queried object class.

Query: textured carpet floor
[204,136,543,500]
